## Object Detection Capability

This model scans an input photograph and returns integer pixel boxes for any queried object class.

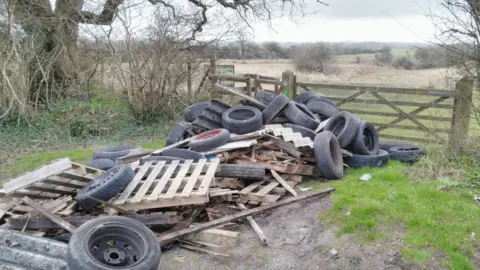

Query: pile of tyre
[169,91,426,175]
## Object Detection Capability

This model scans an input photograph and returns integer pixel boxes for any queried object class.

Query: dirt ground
[160,194,443,270]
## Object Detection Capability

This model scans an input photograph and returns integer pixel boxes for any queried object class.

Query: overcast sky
[251,0,439,43]
[80,0,441,43]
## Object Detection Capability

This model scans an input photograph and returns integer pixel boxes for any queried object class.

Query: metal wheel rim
[85,223,149,268]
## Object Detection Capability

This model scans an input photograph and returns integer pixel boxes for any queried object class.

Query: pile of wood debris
[0,123,336,260]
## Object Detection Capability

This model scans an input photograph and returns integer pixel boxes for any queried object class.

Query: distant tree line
[215,41,452,72]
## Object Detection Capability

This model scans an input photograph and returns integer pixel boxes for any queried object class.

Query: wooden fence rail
[209,66,473,152]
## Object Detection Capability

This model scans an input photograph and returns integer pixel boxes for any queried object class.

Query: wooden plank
[29,196,72,218]
[377,96,450,132]
[148,160,180,200]
[164,160,193,199]
[295,82,456,97]
[42,179,84,189]
[214,83,266,109]
[8,212,180,230]
[131,161,166,203]
[115,161,153,205]
[25,185,75,196]
[56,172,93,183]
[21,197,76,233]
[196,158,220,195]
[370,122,449,133]
[118,194,209,211]
[347,109,451,122]
[158,187,335,244]
[378,134,431,143]
[237,203,267,245]
[334,90,365,107]
[181,159,207,197]
[271,170,297,196]
[255,182,279,196]
[3,158,72,194]
[371,91,442,140]
[328,97,453,109]
[241,193,280,203]
[240,181,265,195]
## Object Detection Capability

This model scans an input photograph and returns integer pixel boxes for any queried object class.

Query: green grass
[314,161,480,269]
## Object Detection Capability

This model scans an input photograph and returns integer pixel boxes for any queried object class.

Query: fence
[209,67,474,151]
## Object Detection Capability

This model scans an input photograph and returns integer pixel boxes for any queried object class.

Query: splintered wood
[2,158,103,199]
[108,158,220,211]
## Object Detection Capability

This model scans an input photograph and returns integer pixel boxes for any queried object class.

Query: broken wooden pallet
[108,158,220,211]
[237,180,286,205]
[2,158,103,199]
[8,212,181,230]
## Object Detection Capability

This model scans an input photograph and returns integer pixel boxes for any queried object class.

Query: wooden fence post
[246,77,252,96]
[449,76,474,153]
[187,61,192,97]
[281,70,295,99]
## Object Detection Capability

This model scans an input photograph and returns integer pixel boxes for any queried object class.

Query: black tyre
[270,116,290,124]
[183,102,210,122]
[240,99,265,111]
[188,129,230,152]
[262,95,289,124]
[284,123,316,140]
[314,131,344,180]
[87,159,115,171]
[305,97,338,109]
[215,164,265,179]
[165,123,189,147]
[140,156,186,165]
[201,108,222,124]
[389,146,425,163]
[192,115,222,132]
[323,111,360,148]
[75,165,134,210]
[92,146,137,162]
[379,141,419,153]
[208,99,232,115]
[160,148,204,161]
[284,101,320,130]
[352,121,380,156]
[345,149,389,169]
[255,90,276,105]
[67,216,160,270]
[222,106,263,134]
[293,92,316,104]
[306,100,339,120]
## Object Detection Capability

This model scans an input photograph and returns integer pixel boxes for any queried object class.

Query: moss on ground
[314,161,480,269]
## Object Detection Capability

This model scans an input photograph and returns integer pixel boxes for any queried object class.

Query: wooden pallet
[108,158,220,211]
[237,180,286,205]
[2,158,104,199]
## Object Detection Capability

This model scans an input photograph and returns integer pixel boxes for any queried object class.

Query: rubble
[0,84,425,269]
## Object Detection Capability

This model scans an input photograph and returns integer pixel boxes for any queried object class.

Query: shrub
[291,43,331,73]
[393,56,415,70]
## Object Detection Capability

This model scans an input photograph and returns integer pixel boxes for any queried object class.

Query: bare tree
[5,0,328,103]
[291,43,331,73]
[431,0,480,79]
[236,28,252,59]
[374,46,393,65]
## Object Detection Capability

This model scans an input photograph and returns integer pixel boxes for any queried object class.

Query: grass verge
[314,161,480,269]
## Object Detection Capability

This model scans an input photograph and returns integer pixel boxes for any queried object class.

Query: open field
[217,58,477,141]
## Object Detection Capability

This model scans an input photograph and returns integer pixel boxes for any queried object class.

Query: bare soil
[160,196,444,270]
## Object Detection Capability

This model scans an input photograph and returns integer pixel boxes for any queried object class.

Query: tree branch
[73,0,124,25]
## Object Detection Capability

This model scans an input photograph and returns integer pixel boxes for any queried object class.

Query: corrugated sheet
[0,230,68,270]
